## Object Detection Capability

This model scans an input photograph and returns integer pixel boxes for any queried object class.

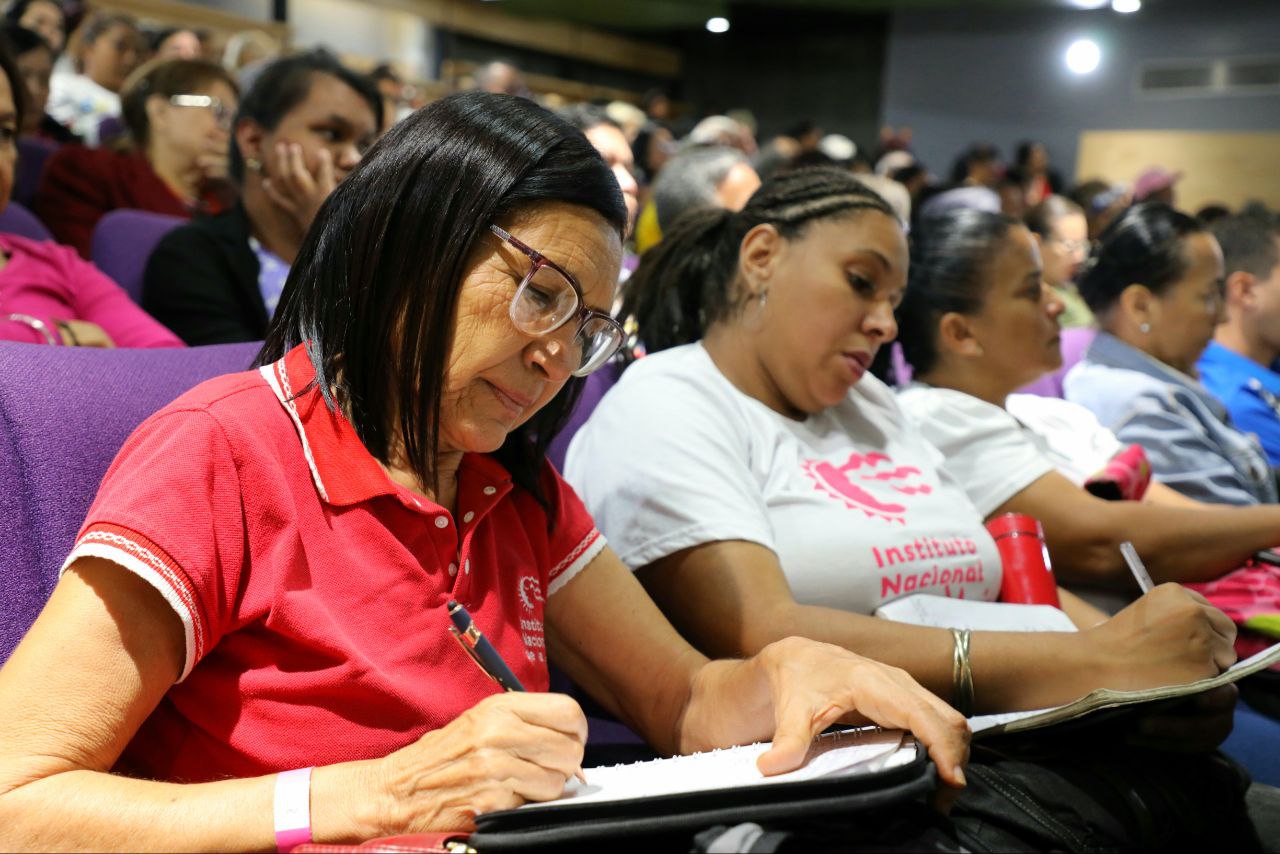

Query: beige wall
[1076,130,1280,212]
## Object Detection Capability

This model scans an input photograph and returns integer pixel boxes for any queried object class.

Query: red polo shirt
[63,344,605,782]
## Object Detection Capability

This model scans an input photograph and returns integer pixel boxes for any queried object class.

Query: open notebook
[519,726,917,811]
[876,593,1280,738]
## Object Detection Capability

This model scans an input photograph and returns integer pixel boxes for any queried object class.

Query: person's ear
[739,223,781,298]
[234,117,266,174]
[1119,283,1156,330]
[938,311,982,359]
[1225,270,1257,311]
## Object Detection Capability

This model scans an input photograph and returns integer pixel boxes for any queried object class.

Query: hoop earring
[1140,322,1151,334]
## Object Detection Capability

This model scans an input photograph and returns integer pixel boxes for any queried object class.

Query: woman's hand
[753,637,970,787]
[57,319,115,348]
[373,692,588,833]
[1083,584,1237,690]
[262,141,337,239]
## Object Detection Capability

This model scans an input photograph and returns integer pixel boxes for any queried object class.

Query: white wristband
[273,767,314,853]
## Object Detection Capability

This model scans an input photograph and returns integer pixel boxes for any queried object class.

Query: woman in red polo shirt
[0,92,968,849]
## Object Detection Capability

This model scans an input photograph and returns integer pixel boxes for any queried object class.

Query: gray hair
[653,145,749,232]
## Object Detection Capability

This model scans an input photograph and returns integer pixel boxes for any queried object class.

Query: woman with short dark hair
[143,50,381,345]
[3,0,63,53]
[35,57,239,256]
[0,92,968,849]
[1066,202,1275,506]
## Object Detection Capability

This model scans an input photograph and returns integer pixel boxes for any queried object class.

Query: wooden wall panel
[1076,130,1280,211]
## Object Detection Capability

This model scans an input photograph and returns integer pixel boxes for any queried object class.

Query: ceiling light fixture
[1111,0,1141,13]
[706,16,730,34]
[1065,39,1102,74]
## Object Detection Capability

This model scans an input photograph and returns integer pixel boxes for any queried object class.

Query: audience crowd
[2,2,1280,849]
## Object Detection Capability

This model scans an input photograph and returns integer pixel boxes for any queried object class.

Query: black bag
[951,741,1263,853]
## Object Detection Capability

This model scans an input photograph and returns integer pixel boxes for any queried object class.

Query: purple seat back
[0,341,261,662]
[1017,327,1097,398]
[547,359,625,471]
[90,209,186,303]
[0,201,53,242]
[14,138,59,209]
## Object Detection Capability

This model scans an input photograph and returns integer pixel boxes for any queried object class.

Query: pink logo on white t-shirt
[802,451,933,524]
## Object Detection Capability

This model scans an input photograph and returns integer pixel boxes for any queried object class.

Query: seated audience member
[369,62,409,132]
[0,44,180,347]
[1024,195,1093,327]
[1199,214,1280,465]
[0,94,970,849]
[852,173,910,228]
[1133,166,1180,206]
[143,51,380,345]
[4,0,63,54]
[563,168,1258,846]
[557,104,638,230]
[0,23,76,143]
[1065,203,1276,506]
[46,12,139,144]
[651,144,760,234]
[569,168,1234,706]
[1006,140,1062,208]
[36,58,239,257]
[1070,178,1130,241]
[221,29,280,78]
[149,27,202,62]
[918,143,1001,221]
[893,209,1280,590]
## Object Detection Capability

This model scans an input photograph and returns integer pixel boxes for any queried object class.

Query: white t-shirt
[564,344,1002,615]
[47,71,120,146]
[897,385,1121,516]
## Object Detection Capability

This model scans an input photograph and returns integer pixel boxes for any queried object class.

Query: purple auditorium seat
[0,340,261,663]
[13,137,59,209]
[90,209,186,303]
[547,358,625,471]
[1017,327,1097,398]
[0,201,53,242]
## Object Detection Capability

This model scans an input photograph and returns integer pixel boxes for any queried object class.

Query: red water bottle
[986,513,1061,607]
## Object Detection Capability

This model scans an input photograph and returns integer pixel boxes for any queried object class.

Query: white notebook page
[520,727,912,810]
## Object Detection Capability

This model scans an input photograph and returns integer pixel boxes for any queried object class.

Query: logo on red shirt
[802,451,933,524]
[517,575,546,663]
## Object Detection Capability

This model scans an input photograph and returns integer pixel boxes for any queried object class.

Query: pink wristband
[273,767,314,853]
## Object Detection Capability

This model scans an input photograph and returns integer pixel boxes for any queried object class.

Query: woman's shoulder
[896,382,1007,425]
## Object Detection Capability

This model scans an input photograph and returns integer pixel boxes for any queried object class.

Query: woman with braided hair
[564,167,1267,849]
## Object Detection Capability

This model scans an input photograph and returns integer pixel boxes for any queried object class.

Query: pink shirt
[0,233,183,348]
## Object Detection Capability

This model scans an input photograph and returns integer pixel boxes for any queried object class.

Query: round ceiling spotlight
[1111,0,1141,12]
[706,16,730,33]
[1065,39,1101,74]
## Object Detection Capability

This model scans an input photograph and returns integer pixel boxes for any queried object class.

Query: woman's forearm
[1061,502,1280,585]
[0,760,384,852]
[740,601,1093,715]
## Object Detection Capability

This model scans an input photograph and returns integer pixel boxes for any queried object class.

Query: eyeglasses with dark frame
[488,224,624,377]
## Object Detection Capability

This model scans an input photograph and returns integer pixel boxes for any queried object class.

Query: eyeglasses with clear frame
[488,224,625,377]
[169,94,234,131]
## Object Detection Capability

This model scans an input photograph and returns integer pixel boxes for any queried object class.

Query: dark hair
[1077,202,1207,315]
[0,21,49,58]
[893,209,1018,377]
[950,143,999,185]
[1014,140,1044,170]
[782,119,818,140]
[0,35,24,131]
[1212,213,1279,280]
[73,12,135,71]
[1196,203,1231,225]
[556,102,617,134]
[1024,194,1084,238]
[3,0,61,32]
[259,92,627,505]
[624,166,894,355]
[120,58,237,146]
[369,62,399,85]
[229,49,382,183]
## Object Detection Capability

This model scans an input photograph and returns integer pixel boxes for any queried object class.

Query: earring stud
[1140,322,1151,333]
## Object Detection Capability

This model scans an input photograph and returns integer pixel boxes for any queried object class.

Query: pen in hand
[446,599,586,784]
[1119,541,1155,594]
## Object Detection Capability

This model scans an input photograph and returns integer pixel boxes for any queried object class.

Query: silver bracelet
[3,312,58,345]
[951,628,974,717]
